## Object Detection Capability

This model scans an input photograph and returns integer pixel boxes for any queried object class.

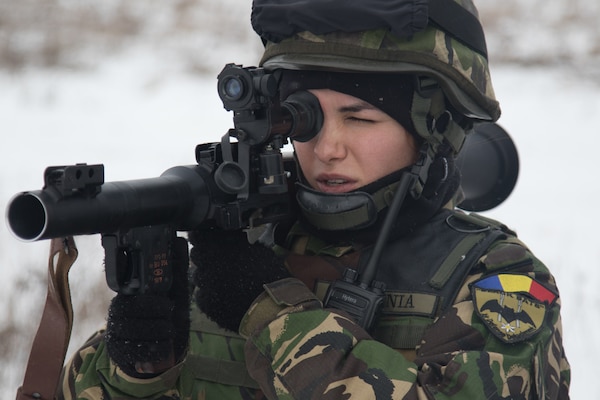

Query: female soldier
[59,0,570,398]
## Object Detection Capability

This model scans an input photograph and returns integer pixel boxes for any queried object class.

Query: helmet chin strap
[296,143,435,232]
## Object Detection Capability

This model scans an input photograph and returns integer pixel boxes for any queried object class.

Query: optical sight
[217,64,323,145]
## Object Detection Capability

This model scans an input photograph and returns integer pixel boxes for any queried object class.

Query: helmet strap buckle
[409,143,435,200]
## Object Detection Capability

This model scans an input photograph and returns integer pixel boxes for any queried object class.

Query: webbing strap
[373,317,432,349]
[189,309,260,389]
[187,355,260,389]
[411,87,468,154]
[429,232,486,289]
[16,237,78,400]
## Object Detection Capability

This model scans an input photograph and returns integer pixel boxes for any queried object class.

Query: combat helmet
[251,0,504,237]
[252,0,500,156]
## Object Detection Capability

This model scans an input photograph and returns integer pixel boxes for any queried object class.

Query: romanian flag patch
[471,274,557,343]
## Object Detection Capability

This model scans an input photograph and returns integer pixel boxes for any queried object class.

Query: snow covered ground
[1,52,598,398]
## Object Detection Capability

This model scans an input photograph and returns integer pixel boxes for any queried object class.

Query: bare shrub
[1,0,597,72]
[0,0,261,72]
[478,0,600,68]
[0,0,141,69]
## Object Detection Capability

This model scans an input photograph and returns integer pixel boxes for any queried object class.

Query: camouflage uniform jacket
[58,209,570,399]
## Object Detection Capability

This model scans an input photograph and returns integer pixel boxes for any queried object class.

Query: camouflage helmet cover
[252,0,500,123]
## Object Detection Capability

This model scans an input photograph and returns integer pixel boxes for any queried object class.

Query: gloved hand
[105,236,191,378]
[190,226,289,332]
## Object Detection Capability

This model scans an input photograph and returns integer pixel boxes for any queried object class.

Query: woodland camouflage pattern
[243,238,570,399]
[260,25,500,122]
[59,230,570,399]
[59,303,263,400]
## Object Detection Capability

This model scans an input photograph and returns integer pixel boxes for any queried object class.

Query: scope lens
[223,77,243,100]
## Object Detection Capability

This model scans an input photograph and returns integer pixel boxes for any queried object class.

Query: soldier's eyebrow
[338,100,378,114]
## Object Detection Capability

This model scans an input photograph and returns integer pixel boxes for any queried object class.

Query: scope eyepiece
[217,64,323,146]
[281,91,323,143]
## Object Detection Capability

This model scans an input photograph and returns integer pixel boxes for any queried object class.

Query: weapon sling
[16,237,78,400]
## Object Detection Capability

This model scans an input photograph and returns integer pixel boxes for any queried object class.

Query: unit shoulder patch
[471,273,557,343]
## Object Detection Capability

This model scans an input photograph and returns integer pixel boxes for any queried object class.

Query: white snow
[1,55,598,399]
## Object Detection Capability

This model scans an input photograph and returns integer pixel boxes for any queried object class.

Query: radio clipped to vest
[324,145,433,331]
[323,267,385,331]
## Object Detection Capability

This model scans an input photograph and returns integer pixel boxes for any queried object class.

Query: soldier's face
[293,89,418,194]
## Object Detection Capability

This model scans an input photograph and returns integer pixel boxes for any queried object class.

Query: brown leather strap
[16,237,78,400]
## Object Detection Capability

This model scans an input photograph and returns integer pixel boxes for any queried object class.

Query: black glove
[105,236,191,377]
[190,226,289,332]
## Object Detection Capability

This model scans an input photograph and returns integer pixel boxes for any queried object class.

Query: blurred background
[1,0,599,398]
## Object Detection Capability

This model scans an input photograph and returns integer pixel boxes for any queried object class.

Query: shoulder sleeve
[58,330,105,400]
[242,251,571,400]
[58,328,185,399]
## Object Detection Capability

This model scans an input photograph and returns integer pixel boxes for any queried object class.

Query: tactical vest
[188,209,510,388]
[305,209,509,350]
[188,303,261,391]
[370,210,507,349]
